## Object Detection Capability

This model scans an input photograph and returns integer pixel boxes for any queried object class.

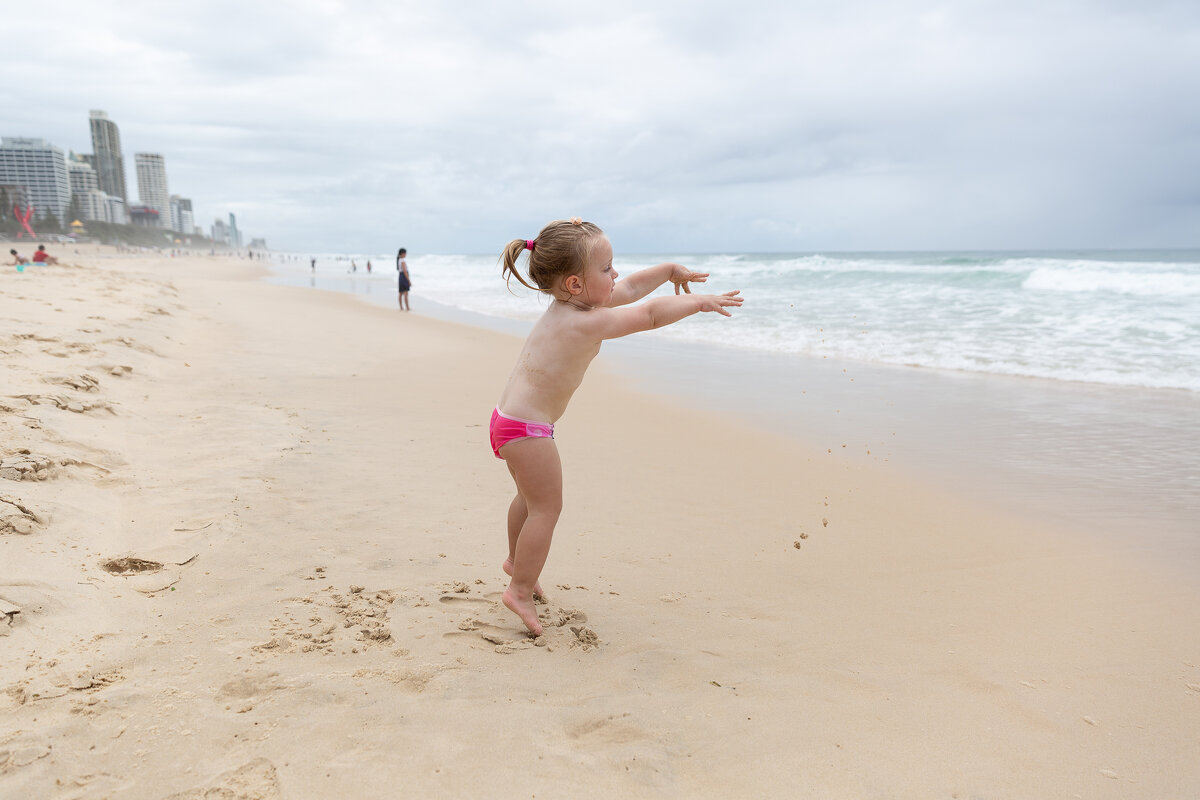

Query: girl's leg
[505,493,527,565]
[499,437,562,635]
[502,492,544,598]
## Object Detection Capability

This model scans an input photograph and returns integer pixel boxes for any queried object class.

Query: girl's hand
[698,291,743,316]
[670,265,710,295]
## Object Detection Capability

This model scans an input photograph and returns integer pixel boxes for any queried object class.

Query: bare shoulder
[555,304,634,340]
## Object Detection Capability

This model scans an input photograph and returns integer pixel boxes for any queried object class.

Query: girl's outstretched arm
[608,263,710,306]
[589,291,743,340]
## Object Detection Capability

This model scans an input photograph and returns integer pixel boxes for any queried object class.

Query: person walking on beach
[310,256,316,272]
[396,248,411,310]
[366,260,372,274]
[490,217,742,635]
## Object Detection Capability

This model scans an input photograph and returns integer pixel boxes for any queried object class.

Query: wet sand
[276,265,1200,573]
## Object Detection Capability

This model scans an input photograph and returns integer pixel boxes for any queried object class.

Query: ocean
[266,248,1200,573]
[273,248,1200,394]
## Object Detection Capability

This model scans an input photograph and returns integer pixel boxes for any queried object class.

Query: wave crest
[1023,268,1200,296]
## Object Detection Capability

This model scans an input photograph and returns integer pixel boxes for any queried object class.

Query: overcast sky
[5,1,1198,254]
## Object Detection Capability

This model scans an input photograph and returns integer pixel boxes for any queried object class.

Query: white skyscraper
[0,137,71,224]
[135,152,170,228]
[89,110,128,203]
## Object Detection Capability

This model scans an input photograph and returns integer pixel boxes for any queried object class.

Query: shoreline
[267,264,1200,579]
[3,250,1199,798]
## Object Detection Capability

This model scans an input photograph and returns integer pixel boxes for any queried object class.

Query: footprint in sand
[100,556,164,575]
[99,553,197,594]
[255,583,398,656]
[442,618,539,653]
[566,712,646,745]
[44,373,100,393]
[163,757,282,800]
[433,581,598,654]
[0,496,44,535]
[41,341,96,358]
[11,393,114,415]
[0,734,52,773]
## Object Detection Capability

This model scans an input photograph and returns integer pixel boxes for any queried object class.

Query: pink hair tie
[525,239,536,251]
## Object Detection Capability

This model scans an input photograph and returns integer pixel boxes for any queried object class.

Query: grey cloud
[4,1,1197,252]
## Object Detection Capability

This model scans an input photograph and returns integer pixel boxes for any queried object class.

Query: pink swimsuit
[489,407,554,459]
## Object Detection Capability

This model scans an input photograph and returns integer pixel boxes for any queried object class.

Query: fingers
[701,292,743,315]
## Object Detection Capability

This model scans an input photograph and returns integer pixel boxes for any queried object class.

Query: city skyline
[2,109,246,246]
[3,2,1198,255]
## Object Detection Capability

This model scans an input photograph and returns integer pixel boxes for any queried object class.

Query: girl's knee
[528,496,563,519]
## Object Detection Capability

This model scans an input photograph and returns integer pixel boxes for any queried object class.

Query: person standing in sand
[491,217,743,635]
[396,248,411,310]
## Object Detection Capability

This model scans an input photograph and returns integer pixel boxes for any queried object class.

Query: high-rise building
[0,137,71,224]
[68,154,100,195]
[228,212,241,249]
[88,110,127,203]
[68,154,108,223]
[106,196,128,225]
[135,153,169,228]
[77,189,110,224]
[170,195,194,236]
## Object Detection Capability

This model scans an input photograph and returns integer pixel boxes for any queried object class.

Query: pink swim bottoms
[490,407,554,459]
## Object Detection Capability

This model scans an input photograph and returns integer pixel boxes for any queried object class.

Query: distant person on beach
[490,217,742,635]
[366,260,372,274]
[396,248,411,310]
[310,256,316,272]
[9,249,30,265]
[351,260,357,273]
[32,245,59,265]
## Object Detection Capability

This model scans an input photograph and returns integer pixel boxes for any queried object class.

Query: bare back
[497,301,604,423]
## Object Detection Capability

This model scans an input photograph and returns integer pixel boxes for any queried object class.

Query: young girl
[491,217,743,635]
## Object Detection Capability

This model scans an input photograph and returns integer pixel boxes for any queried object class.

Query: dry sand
[2,247,1198,798]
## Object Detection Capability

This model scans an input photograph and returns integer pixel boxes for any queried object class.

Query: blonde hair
[500,218,605,294]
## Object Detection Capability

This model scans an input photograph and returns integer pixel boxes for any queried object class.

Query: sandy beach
[2,248,1199,798]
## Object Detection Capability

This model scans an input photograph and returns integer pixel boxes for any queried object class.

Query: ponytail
[500,239,538,292]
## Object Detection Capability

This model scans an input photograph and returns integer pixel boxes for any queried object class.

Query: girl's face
[576,236,617,306]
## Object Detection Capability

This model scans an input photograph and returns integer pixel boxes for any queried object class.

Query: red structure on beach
[13,204,35,238]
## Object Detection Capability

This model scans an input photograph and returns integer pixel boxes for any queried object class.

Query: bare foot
[503,585,544,636]
[502,557,543,599]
